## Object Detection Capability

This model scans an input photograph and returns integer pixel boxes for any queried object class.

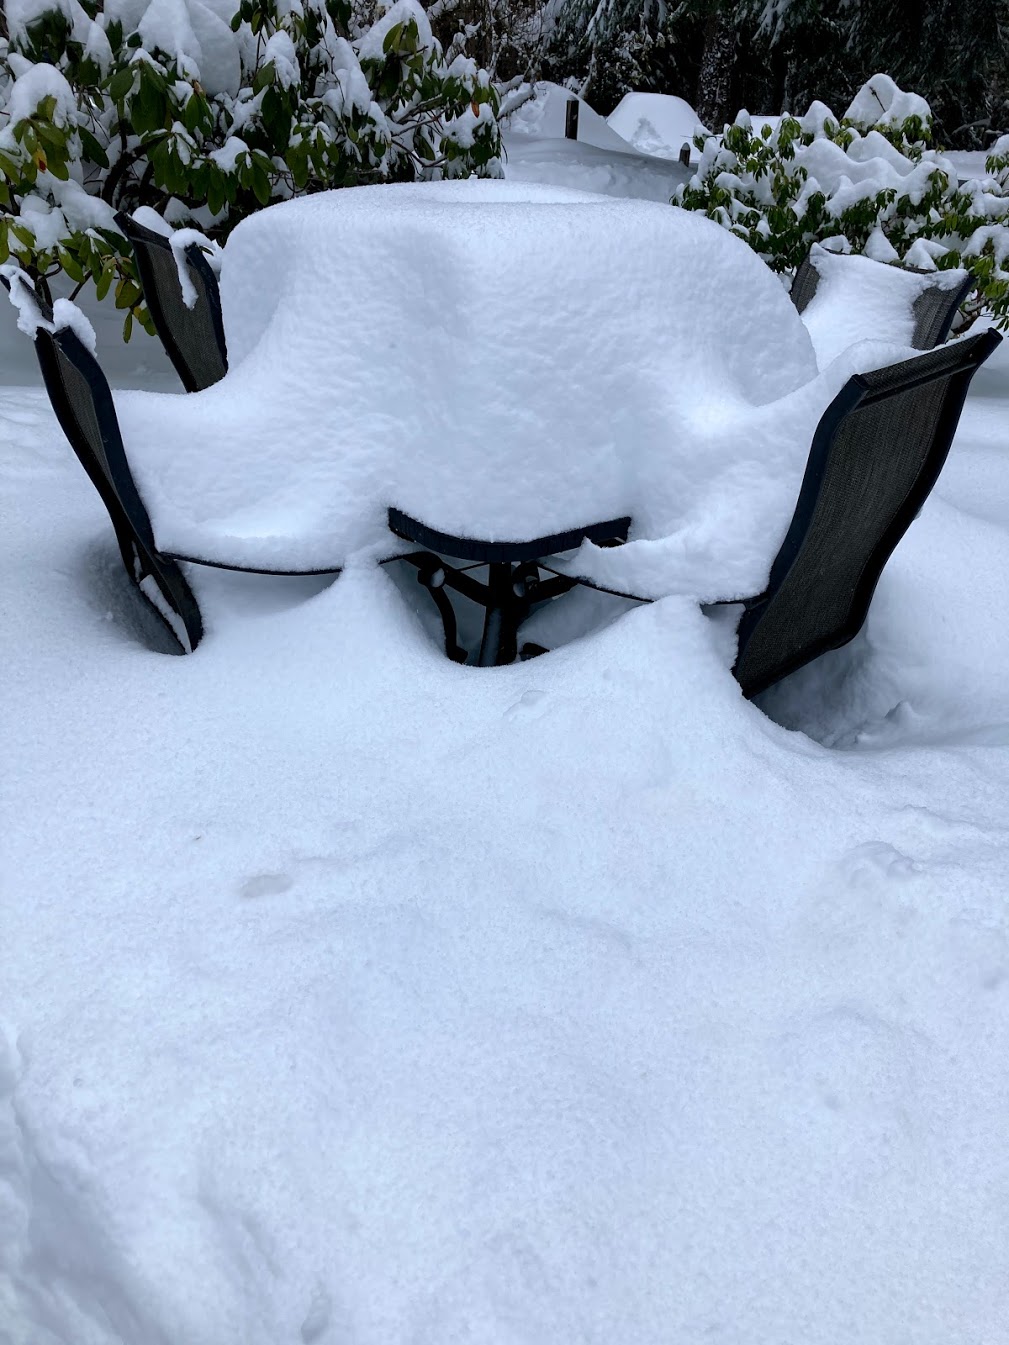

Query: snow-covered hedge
[0,0,501,337]
[676,75,1009,331]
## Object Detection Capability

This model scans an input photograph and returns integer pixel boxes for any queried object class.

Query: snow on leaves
[0,0,502,338]
[677,76,1009,331]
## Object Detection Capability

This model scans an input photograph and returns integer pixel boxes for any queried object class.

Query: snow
[137,0,203,77]
[51,295,98,353]
[606,92,702,160]
[1,264,98,352]
[1,263,52,340]
[354,0,434,64]
[783,134,957,215]
[164,225,223,307]
[844,72,932,131]
[4,61,78,129]
[109,180,815,592]
[949,150,992,183]
[3,114,1009,1345]
[504,135,690,202]
[504,81,645,156]
[798,244,969,367]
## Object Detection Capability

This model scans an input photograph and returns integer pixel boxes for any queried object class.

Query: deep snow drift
[2,143,1009,1345]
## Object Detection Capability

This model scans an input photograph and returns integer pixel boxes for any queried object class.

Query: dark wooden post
[565,98,579,141]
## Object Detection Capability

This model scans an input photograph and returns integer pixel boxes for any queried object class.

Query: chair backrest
[24,298,204,651]
[911,272,975,349]
[790,247,972,350]
[116,212,228,393]
[734,329,1002,698]
[789,254,820,315]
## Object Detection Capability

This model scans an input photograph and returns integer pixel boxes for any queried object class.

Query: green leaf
[109,66,134,102]
[79,127,110,167]
[95,261,115,302]
[251,165,271,204]
[60,251,87,284]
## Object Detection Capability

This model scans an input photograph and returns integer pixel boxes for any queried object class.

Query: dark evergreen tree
[543,0,1009,143]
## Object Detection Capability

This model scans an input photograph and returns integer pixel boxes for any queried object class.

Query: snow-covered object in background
[503,81,642,155]
[844,73,932,133]
[606,92,704,161]
[798,246,969,367]
[503,87,691,203]
[111,180,818,597]
[504,137,690,204]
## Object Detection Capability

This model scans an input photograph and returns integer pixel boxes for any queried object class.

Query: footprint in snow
[504,689,550,721]
[240,872,294,899]
[838,841,922,888]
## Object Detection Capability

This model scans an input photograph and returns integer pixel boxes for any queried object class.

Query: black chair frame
[733,328,1002,697]
[33,318,207,651]
[790,249,974,350]
[116,211,228,392]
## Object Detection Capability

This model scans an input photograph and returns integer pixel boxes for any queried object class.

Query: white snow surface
[503,134,690,202]
[113,179,819,598]
[504,81,642,155]
[606,92,702,160]
[3,135,1009,1345]
[799,245,969,367]
[503,83,692,198]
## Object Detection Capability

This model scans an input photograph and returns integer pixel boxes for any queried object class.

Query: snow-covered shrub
[0,0,501,337]
[676,74,1009,330]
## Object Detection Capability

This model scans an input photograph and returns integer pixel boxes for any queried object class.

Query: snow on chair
[30,306,206,652]
[116,212,228,393]
[733,329,1001,698]
[790,244,974,354]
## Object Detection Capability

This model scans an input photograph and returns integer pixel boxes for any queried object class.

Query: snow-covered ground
[3,128,1009,1345]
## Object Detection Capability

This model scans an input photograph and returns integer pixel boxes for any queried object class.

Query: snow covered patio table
[112,180,823,605]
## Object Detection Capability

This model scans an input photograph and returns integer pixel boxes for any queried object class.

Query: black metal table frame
[386,509,633,667]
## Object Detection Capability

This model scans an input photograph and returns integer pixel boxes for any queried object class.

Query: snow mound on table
[800,246,968,367]
[606,92,702,159]
[116,179,816,593]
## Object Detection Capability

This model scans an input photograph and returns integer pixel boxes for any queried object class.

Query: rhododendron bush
[0,0,501,337]
[677,75,1009,330]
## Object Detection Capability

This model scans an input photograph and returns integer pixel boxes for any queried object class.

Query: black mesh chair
[1,274,193,636]
[116,212,228,392]
[29,307,206,652]
[789,253,822,316]
[790,249,974,349]
[734,329,1001,698]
